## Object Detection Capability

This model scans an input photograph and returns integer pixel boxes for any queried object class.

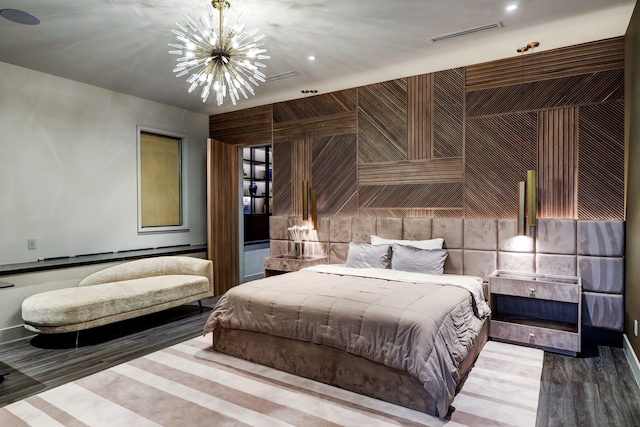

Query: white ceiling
[0,0,636,116]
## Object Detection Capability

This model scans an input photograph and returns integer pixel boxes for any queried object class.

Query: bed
[203,241,490,418]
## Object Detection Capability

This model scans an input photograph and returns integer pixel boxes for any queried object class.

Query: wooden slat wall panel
[291,139,313,217]
[358,158,463,186]
[312,134,358,216]
[466,37,624,91]
[273,112,357,143]
[358,79,408,163]
[434,68,464,158]
[206,139,239,295]
[273,89,357,123]
[578,102,625,220]
[467,69,625,117]
[359,209,409,218]
[434,209,464,218]
[209,105,272,145]
[407,74,433,160]
[272,141,292,216]
[538,108,578,219]
[209,37,625,254]
[465,113,537,218]
[405,209,434,217]
[359,183,463,209]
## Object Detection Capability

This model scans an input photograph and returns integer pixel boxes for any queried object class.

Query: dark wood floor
[1,302,640,426]
[536,345,640,427]
[0,297,218,408]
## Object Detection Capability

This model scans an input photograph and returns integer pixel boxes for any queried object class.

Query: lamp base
[294,242,302,259]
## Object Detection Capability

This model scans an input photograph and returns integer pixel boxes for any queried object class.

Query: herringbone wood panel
[312,134,358,216]
[209,38,624,224]
[272,141,292,216]
[465,113,537,218]
[358,79,408,164]
[465,37,624,91]
[434,68,465,158]
[273,89,357,123]
[578,102,625,220]
[466,69,624,118]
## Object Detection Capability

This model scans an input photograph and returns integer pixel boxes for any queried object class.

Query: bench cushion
[22,275,209,332]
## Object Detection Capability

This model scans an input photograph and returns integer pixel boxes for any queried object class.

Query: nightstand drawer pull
[529,333,535,338]
[529,288,536,293]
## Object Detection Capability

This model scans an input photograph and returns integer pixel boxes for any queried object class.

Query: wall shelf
[243,145,272,243]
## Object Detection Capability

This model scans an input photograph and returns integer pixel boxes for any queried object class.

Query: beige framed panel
[137,126,189,233]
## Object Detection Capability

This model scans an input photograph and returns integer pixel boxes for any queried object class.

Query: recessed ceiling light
[308,55,316,61]
[0,9,40,25]
[506,4,518,12]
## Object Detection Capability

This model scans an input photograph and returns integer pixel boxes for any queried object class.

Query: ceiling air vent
[265,71,298,83]
[429,22,502,43]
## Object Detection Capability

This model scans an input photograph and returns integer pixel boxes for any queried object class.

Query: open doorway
[239,144,272,282]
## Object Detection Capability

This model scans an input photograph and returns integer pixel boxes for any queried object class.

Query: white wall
[243,244,269,282]
[0,61,209,265]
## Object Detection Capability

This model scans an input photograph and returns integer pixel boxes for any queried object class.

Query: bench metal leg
[198,300,203,312]
[75,331,80,348]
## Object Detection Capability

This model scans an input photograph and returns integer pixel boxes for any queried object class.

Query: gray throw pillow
[345,242,392,269]
[390,243,448,275]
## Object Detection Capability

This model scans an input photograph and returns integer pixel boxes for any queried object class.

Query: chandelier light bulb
[169,0,268,106]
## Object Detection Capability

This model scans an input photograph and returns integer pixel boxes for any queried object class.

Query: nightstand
[264,254,328,277]
[488,270,582,356]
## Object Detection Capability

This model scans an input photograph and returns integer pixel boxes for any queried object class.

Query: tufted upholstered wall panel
[270,216,625,332]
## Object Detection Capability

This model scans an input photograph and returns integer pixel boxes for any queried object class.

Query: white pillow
[371,235,444,250]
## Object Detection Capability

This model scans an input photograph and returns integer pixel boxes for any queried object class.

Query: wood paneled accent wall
[207,106,272,294]
[208,37,625,289]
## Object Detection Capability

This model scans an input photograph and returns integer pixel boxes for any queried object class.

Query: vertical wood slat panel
[207,138,239,295]
[538,108,578,219]
[407,74,433,160]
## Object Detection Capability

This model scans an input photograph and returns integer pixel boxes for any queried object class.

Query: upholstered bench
[21,256,213,334]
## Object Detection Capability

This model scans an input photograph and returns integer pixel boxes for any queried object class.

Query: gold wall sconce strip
[527,169,537,227]
[517,170,537,235]
[301,180,317,229]
[517,181,526,235]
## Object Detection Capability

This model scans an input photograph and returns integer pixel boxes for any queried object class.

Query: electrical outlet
[635,319,638,337]
[28,239,36,250]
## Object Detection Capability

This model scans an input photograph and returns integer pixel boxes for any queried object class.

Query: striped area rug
[0,335,543,427]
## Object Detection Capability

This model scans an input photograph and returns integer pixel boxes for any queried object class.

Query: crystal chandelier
[169,0,269,106]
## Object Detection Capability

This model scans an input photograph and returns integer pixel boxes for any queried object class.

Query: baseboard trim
[0,324,34,344]
[623,334,640,391]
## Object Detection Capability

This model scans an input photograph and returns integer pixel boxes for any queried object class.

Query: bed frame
[212,320,488,417]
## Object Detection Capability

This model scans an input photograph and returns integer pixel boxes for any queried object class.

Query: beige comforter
[204,266,488,416]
